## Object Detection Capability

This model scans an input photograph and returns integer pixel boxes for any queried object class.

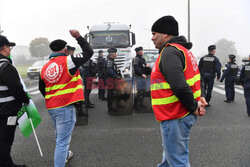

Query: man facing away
[198,45,221,106]
[150,16,207,167]
[39,30,93,167]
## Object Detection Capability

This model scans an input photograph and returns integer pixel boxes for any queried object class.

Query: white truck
[84,22,136,78]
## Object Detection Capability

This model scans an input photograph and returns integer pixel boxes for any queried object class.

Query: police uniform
[132,47,150,111]
[0,36,29,167]
[220,55,238,102]
[240,56,250,116]
[97,50,107,100]
[198,45,221,105]
[105,48,122,112]
[82,59,96,108]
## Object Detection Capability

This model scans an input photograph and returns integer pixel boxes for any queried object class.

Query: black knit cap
[135,46,143,52]
[151,16,179,36]
[208,45,216,51]
[108,48,117,53]
[50,39,67,52]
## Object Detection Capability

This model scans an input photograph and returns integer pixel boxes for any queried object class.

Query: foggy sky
[0,0,249,57]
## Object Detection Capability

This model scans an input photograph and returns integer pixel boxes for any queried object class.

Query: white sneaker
[66,150,74,163]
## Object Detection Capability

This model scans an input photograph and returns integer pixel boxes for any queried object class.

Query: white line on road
[216,85,244,94]
[213,87,225,95]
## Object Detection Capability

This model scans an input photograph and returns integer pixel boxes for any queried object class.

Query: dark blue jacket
[198,54,221,79]
[105,56,121,79]
[240,63,250,85]
[220,62,238,82]
[132,54,146,76]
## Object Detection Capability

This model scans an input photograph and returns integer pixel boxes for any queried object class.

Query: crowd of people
[0,15,249,167]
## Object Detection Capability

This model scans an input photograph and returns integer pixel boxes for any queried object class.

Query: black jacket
[39,36,93,97]
[158,36,198,113]
[0,54,29,116]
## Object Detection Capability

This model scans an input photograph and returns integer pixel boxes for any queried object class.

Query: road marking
[29,90,41,95]
[216,85,244,94]
[213,87,225,95]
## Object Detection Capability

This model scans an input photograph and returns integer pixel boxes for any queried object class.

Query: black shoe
[13,165,27,167]
[224,100,231,103]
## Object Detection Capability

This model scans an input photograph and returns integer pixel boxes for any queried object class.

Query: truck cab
[85,23,136,78]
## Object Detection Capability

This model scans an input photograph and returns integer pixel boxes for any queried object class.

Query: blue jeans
[48,105,76,167]
[158,114,197,167]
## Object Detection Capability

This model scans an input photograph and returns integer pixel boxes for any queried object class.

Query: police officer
[97,50,107,100]
[82,59,96,108]
[132,46,150,111]
[0,35,29,167]
[240,55,250,117]
[105,48,122,112]
[220,54,238,103]
[198,45,221,106]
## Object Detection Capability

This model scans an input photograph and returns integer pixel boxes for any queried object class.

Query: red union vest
[41,55,84,109]
[150,43,201,121]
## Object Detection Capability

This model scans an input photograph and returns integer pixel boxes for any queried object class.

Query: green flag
[17,100,41,138]
[9,54,42,138]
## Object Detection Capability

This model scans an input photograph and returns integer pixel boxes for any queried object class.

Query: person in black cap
[0,35,29,167]
[198,45,221,106]
[240,54,250,117]
[66,45,76,56]
[105,48,122,112]
[39,30,93,167]
[132,46,150,112]
[97,50,107,100]
[220,55,238,102]
[150,16,207,167]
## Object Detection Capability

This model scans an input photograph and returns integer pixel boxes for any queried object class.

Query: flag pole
[29,118,43,157]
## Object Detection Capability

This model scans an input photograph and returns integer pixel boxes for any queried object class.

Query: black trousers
[0,125,17,167]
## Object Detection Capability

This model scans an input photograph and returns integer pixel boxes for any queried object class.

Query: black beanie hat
[50,39,67,52]
[151,16,179,36]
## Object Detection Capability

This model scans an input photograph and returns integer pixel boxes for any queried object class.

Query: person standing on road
[97,50,107,100]
[220,54,238,103]
[132,46,150,112]
[198,45,221,106]
[82,59,96,108]
[240,54,250,117]
[39,30,93,167]
[0,35,29,167]
[105,48,122,113]
[150,16,207,167]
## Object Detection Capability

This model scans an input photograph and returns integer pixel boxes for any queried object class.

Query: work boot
[224,100,231,103]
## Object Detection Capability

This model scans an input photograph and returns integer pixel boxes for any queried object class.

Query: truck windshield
[89,31,130,49]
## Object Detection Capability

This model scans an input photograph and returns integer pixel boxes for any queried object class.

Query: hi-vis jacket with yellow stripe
[41,55,84,109]
[150,43,201,121]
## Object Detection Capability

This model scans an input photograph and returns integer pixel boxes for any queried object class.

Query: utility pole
[0,25,3,35]
[188,0,190,42]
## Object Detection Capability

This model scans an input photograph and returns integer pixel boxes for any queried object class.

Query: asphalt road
[11,81,250,167]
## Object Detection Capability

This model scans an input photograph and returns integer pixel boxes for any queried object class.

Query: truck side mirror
[131,32,136,47]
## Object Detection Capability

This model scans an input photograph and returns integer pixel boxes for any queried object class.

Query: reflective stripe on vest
[45,75,81,92]
[151,73,200,91]
[0,60,16,103]
[152,89,201,105]
[0,96,15,103]
[45,84,83,99]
